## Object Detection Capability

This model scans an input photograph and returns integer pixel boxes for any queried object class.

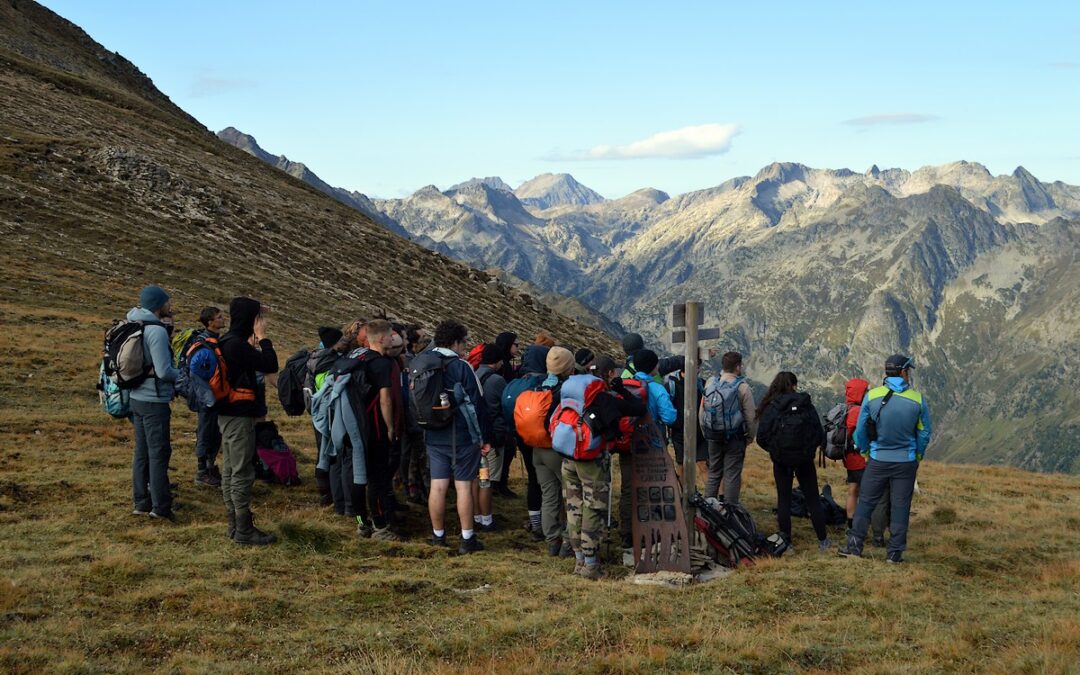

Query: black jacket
[218,297,279,417]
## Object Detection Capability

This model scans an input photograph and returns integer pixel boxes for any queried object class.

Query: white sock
[433,529,445,538]
[462,529,474,540]
[474,515,482,524]
[481,514,493,526]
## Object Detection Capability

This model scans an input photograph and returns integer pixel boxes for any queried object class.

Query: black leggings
[518,442,542,512]
[773,459,827,541]
[353,440,395,530]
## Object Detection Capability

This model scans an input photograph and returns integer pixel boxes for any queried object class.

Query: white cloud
[843,113,939,126]
[557,123,740,161]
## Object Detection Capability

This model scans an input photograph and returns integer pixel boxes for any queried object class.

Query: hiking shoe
[574,559,585,575]
[547,539,562,556]
[818,538,833,552]
[577,563,606,581]
[356,517,374,539]
[195,470,221,488]
[431,534,449,548]
[132,506,152,516]
[149,509,175,521]
[837,544,862,558]
[872,535,887,548]
[370,527,406,542]
[458,536,484,554]
[478,520,501,533]
[559,540,575,558]
[233,513,277,546]
[886,551,904,564]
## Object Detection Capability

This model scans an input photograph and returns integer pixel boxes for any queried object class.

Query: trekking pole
[606,455,613,528]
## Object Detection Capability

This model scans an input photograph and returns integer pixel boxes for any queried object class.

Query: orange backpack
[195,337,256,405]
[514,388,556,449]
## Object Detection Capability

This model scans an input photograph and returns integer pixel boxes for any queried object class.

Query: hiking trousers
[532,446,567,543]
[353,438,395,530]
[772,458,827,542]
[704,437,747,504]
[195,407,221,467]
[851,459,918,556]
[218,415,256,516]
[563,456,611,560]
[130,399,172,514]
[871,483,891,539]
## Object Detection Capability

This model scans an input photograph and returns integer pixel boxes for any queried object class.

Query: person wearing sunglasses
[839,354,932,563]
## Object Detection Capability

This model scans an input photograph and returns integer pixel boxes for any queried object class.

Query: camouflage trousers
[562,455,611,559]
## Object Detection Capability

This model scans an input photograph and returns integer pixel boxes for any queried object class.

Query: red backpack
[611,378,648,453]
[466,343,487,370]
[548,374,609,461]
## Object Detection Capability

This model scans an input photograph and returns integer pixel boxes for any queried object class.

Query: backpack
[514,384,559,449]
[96,361,130,418]
[170,327,199,368]
[466,343,487,370]
[700,376,746,441]
[690,493,772,567]
[822,403,848,461]
[409,350,458,430]
[502,373,545,422]
[611,378,648,453]
[769,398,817,465]
[199,335,255,405]
[102,319,164,390]
[549,374,608,460]
[253,421,301,485]
[277,348,311,416]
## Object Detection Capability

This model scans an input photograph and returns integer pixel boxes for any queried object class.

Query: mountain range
[219,130,1079,474]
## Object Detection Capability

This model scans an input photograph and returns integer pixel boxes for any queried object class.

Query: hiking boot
[431,534,449,548]
[548,539,562,556]
[837,543,862,558]
[574,559,585,575]
[195,469,221,488]
[577,563,606,581]
[226,510,236,540]
[370,527,406,542]
[233,512,277,546]
[149,509,175,521]
[459,536,484,554]
[818,537,833,552]
[872,535,887,548]
[886,551,904,564]
[559,540,575,558]
[356,517,374,539]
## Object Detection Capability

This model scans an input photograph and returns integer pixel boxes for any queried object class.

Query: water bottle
[436,392,450,410]
[479,453,490,488]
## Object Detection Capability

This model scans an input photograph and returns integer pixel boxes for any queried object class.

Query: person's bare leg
[454,479,474,532]
[428,478,450,532]
[847,482,859,521]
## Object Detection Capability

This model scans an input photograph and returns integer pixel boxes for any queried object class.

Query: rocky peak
[514,173,605,209]
[447,176,513,193]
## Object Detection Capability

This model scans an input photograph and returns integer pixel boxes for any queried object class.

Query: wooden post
[682,301,700,534]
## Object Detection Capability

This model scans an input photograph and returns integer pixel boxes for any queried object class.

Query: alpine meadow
[1,2,1079,674]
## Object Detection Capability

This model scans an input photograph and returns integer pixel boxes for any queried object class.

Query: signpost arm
[682,301,700,533]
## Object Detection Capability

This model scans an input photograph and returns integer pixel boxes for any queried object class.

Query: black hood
[775,391,813,409]
[227,296,261,339]
[495,332,517,360]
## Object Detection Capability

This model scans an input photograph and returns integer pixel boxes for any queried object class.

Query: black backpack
[409,351,457,430]
[277,348,311,416]
[769,396,818,466]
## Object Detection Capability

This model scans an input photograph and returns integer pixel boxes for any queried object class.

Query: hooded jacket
[854,377,932,463]
[843,377,870,471]
[125,306,178,403]
[217,297,279,417]
[635,371,678,426]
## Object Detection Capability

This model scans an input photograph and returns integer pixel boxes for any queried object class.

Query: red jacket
[843,378,870,470]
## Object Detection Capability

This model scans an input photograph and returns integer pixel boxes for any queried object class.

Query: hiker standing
[593,356,636,551]
[473,345,508,532]
[701,352,757,505]
[840,355,932,563]
[491,331,520,498]
[217,297,279,545]
[398,324,429,505]
[619,333,684,382]
[503,344,549,540]
[416,320,493,554]
[533,347,576,556]
[310,326,344,506]
[354,319,406,541]
[324,320,367,517]
[840,377,870,532]
[193,306,226,488]
[128,285,179,519]
[630,350,678,428]
[562,375,648,580]
[756,371,832,551]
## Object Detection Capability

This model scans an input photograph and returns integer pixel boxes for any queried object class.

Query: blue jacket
[636,371,678,426]
[125,307,178,403]
[854,377,932,463]
[311,370,368,485]
[422,348,493,448]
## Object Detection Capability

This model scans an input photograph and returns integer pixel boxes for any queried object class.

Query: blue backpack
[97,362,130,419]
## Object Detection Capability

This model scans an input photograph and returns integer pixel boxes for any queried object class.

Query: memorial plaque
[629,414,692,574]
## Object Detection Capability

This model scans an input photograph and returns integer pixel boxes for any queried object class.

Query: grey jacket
[311,371,368,485]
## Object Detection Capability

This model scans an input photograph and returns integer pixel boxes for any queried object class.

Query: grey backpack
[700,376,746,441]
[822,403,848,460]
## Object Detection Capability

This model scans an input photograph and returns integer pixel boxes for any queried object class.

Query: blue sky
[43,1,1080,199]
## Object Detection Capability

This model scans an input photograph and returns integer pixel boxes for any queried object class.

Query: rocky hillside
[0,0,617,376]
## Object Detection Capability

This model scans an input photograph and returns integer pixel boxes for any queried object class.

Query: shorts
[847,469,865,485]
[427,442,481,483]
[485,446,504,483]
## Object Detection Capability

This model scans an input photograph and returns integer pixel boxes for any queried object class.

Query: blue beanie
[139,285,170,313]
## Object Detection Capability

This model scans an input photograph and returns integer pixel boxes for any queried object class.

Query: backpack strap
[874,390,895,424]
[479,371,495,388]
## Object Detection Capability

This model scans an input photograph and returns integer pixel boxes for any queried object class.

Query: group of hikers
[103,284,932,580]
